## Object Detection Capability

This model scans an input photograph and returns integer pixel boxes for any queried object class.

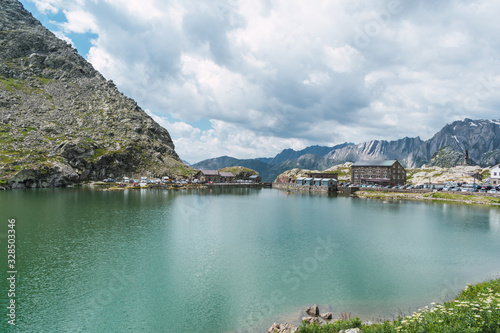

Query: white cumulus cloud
[20,0,500,163]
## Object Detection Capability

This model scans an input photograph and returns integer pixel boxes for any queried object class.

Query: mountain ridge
[192,119,500,181]
[0,0,189,188]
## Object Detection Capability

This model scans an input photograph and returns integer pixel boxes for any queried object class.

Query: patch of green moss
[0,150,23,163]
[432,192,500,204]
[20,127,37,135]
[91,148,109,162]
[0,76,31,93]
[0,133,15,144]
[36,77,51,85]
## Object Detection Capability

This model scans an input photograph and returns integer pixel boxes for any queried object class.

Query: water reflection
[1,188,500,333]
[489,209,500,233]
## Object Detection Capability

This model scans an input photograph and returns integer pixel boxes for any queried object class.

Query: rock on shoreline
[268,305,351,332]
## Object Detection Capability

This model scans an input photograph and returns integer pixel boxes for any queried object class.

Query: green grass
[218,166,258,175]
[0,150,23,163]
[298,318,362,332]
[431,192,500,204]
[0,76,25,92]
[296,278,500,333]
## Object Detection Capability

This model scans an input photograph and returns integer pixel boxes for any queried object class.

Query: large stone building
[351,160,406,186]
[194,170,236,183]
[195,170,221,183]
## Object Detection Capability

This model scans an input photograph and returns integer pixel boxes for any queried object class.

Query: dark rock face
[427,146,468,168]
[0,0,188,188]
[413,119,500,168]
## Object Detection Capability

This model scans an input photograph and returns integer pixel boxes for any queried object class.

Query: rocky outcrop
[217,166,259,180]
[407,165,489,185]
[426,146,468,168]
[408,119,500,168]
[268,322,298,333]
[0,0,190,188]
[301,317,320,325]
[269,304,341,332]
[320,312,333,320]
[305,304,320,316]
[479,149,500,167]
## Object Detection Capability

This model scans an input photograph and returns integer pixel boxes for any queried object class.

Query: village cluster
[101,169,262,187]
[278,160,500,194]
[99,160,500,193]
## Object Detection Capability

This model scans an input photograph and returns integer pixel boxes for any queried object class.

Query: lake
[1,187,500,332]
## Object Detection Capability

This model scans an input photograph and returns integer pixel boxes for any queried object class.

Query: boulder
[268,322,298,333]
[302,317,320,325]
[340,328,362,333]
[305,304,319,316]
[320,312,332,320]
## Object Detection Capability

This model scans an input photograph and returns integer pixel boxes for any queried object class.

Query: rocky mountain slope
[275,163,490,186]
[268,143,353,165]
[194,119,500,181]
[409,118,500,166]
[0,0,189,188]
[322,136,425,168]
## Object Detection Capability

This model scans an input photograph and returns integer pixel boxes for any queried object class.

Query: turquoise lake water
[1,188,500,332]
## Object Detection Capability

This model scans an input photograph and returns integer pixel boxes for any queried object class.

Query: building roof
[219,172,235,177]
[352,160,398,167]
[200,170,219,176]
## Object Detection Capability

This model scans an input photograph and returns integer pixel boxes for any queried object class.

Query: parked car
[103,178,115,183]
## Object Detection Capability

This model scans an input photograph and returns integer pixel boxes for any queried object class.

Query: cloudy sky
[19,0,500,163]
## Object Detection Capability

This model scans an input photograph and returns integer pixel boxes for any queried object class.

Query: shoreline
[354,189,500,206]
[3,183,500,207]
[268,273,500,332]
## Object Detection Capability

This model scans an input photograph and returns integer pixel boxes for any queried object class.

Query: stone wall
[272,183,334,193]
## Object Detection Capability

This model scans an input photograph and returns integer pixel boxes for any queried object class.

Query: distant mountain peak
[191,118,500,181]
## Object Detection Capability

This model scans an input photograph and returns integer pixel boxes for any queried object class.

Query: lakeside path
[354,190,500,206]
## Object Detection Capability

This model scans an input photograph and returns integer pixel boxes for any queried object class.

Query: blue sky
[19,0,500,164]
